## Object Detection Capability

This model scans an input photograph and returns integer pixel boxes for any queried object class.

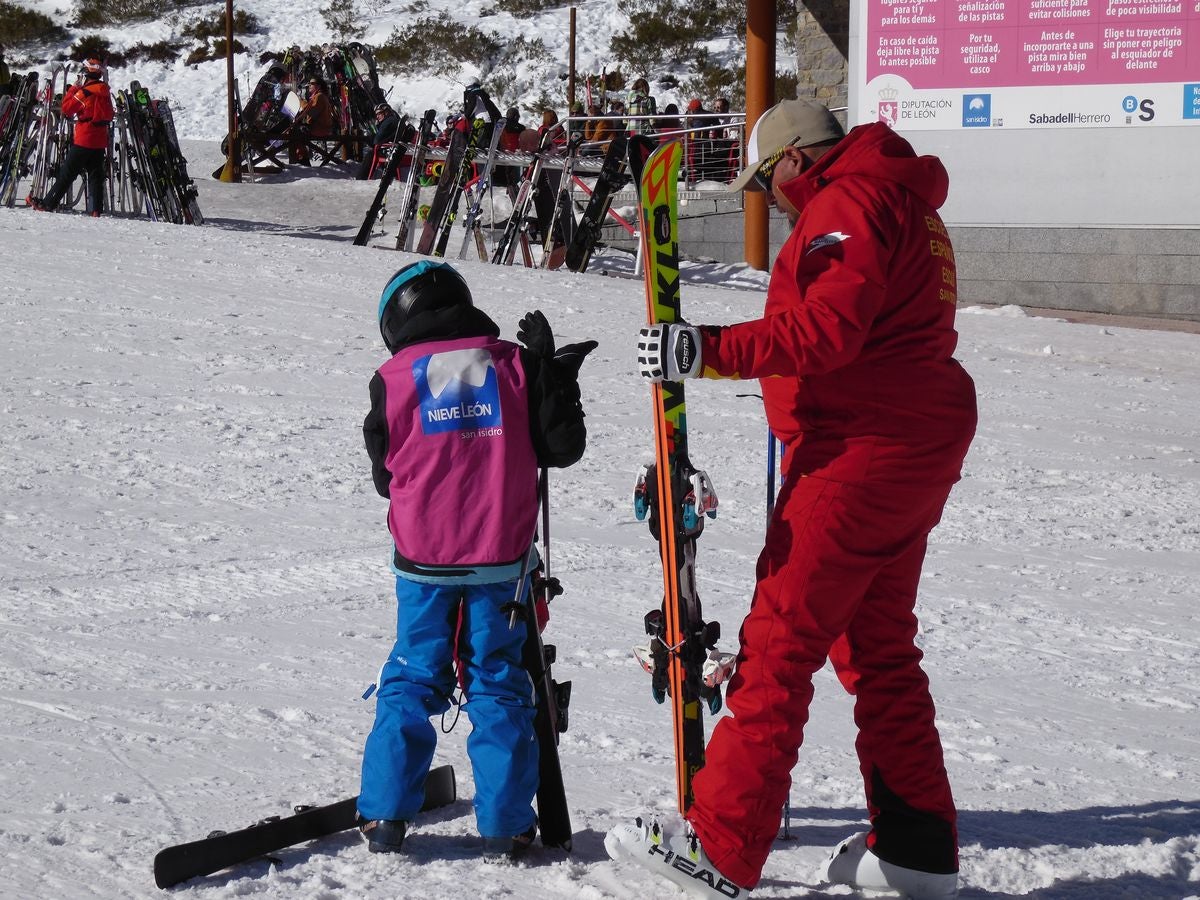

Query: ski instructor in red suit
[606,99,977,900]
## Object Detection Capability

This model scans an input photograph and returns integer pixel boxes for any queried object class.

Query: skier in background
[288,78,334,165]
[607,98,976,900]
[625,77,657,135]
[357,261,596,860]
[0,46,12,96]
[355,102,410,180]
[33,58,113,216]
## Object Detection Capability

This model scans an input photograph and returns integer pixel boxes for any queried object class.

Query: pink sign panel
[867,0,1198,88]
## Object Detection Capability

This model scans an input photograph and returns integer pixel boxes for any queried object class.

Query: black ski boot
[359,818,407,853]
[482,819,537,863]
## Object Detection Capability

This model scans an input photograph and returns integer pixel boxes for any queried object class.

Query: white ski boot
[605,816,749,899]
[818,831,958,899]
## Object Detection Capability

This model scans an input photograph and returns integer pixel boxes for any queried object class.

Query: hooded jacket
[700,122,977,484]
[62,79,114,151]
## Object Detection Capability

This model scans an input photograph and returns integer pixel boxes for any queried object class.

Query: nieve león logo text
[413,347,504,436]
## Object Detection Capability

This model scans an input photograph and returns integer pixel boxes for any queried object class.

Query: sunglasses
[752,139,803,192]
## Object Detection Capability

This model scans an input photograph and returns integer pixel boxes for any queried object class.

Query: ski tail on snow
[152,764,456,889]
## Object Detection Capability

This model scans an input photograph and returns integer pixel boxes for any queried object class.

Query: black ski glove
[554,340,599,375]
[517,310,555,359]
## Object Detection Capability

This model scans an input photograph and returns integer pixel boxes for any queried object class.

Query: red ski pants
[688,472,959,889]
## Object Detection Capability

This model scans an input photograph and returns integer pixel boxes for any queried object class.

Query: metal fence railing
[562,112,747,190]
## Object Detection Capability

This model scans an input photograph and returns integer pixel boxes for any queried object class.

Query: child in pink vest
[358,261,594,860]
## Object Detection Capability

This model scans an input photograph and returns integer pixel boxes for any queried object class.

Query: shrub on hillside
[612,0,796,88]
[482,0,563,16]
[375,14,502,77]
[0,0,68,47]
[185,38,248,66]
[67,36,126,68]
[321,0,367,41]
[182,10,262,41]
[124,40,188,65]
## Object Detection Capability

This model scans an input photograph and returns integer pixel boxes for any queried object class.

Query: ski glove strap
[637,323,701,383]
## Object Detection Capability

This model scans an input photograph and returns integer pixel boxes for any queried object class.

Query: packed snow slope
[1,146,1199,899]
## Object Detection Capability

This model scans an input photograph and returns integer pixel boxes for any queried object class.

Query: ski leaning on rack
[456,120,504,261]
[630,139,728,815]
[394,110,439,252]
[431,116,489,257]
[564,133,628,273]
[492,129,554,266]
[353,111,425,247]
[153,764,456,889]
[538,127,584,270]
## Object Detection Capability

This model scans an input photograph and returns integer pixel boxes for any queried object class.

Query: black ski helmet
[377,261,473,351]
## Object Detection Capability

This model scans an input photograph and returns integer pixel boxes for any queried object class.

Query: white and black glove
[637,323,702,383]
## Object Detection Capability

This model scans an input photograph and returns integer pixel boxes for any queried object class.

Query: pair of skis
[630,138,730,814]
[351,109,436,248]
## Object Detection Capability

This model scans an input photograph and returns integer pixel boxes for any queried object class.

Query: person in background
[684,97,717,180]
[289,78,334,165]
[496,106,526,187]
[356,102,411,180]
[626,77,657,135]
[0,46,12,96]
[607,97,627,134]
[606,97,976,900]
[583,102,615,155]
[33,58,113,216]
[656,102,683,137]
[357,261,595,861]
[710,96,737,182]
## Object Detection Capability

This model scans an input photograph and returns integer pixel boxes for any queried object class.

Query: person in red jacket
[36,58,113,215]
[606,99,976,900]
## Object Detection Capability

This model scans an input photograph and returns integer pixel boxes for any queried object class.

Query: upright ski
[506,469,573,849]
[393,110,438,252]
[565,133,629,273]
[352,114,415,247]
[492,129,555,266]
[415,127,467,255]
[630,140,726,815]
[431,116,488,257]
[153,764,456,889]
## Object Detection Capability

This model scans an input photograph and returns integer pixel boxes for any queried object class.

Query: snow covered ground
[1,146,1199,899]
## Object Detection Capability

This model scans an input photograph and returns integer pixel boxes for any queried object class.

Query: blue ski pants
[358,577,539,839]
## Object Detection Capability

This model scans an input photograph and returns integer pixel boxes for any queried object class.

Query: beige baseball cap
[729,98,845,192]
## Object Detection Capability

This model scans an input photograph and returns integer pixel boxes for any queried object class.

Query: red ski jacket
[700,122,976,484]
[62,80,114,150]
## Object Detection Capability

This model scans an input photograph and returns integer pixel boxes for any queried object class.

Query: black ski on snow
[565,133,630,273]
[352,112,419,247]
[153,764,456,889]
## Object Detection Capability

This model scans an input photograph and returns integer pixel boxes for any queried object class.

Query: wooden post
[218,0,241,182]
[568,7,577,108]
[744,0,776,270]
